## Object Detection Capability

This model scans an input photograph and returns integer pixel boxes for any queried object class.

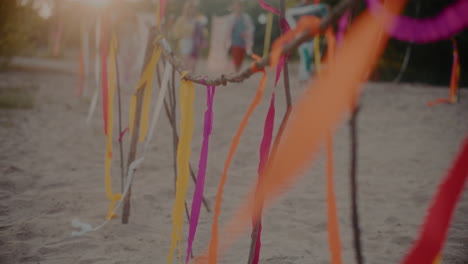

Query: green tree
[0,1,43,65]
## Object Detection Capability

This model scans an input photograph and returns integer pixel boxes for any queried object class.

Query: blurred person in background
[286,0,328,83]
[226,0,254,72]
[172,1,207,72]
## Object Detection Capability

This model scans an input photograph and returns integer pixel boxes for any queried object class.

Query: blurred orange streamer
[427,37,460,107]
[198,1,407,262]
[207,54,267,264]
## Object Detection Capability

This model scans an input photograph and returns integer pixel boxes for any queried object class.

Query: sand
[1,62,468,264]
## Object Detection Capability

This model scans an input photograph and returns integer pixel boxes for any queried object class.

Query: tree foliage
[0,1,43,65]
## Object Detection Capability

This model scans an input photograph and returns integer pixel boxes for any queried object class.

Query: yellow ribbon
[433,254,441,264]
[167,80,195,264]
[104,33,122,220]
[129,47,162,141]
[314,36,321,73]
[263,13,274,58]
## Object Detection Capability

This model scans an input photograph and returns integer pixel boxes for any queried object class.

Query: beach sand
[1,63,468,263]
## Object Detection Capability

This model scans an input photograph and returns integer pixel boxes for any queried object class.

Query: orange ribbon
[198,1,407,261]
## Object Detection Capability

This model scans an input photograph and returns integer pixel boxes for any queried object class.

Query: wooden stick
[349,106,363,264]
[122,87,145,224]
[115,36,125,194]
[121,28,156,224]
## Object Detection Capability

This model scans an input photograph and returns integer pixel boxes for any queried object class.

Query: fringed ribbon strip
[129,47,162,139]
[427,37,460,107]
[186,85,216,264]
[337,11,351,44]
[86,17,101,125]
[206,55,267,264]
[199,1,407,260]
[249,92,275,264]
[314,29,343,264]
[263,13,274,58]
[168,79,195,264]
[257,0,290,86]
[101,14,109,135]
[104,33,122,220]
[401,134,468,264]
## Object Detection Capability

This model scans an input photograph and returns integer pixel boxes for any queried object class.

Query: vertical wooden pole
[122,87,145,224]
[349,106,363,264]
[121,27,156,224]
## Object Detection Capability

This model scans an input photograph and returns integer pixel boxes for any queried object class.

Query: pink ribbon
[336,11,351,44]
[258,0,290,87]
[118,127,129,143]
[186,85,216,264]
[402,134,468,263]
[251,92,275,264]
[367,0,468,43]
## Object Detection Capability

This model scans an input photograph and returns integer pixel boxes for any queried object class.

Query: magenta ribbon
[118,127,129,143]
[401,134,468,263]
[336,11,351,45]
[186,85,216,264]
[251,92,276,264]
[367,0,468,43]
[258,0,290,86]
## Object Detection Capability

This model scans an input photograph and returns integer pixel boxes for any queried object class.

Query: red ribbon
[402,134,468,263]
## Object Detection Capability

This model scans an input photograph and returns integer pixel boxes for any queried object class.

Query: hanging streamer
[53,18,63,56]
[314,30,343,264]
[250,92,275,264]
[168,79,196,264]
[314,36,321,72]
[402,134,468,264]
[101,15,110,135]
[198,1,407,260]
[140,48,163,142]
[103,33,122,220]
[83,24,90,97]
[337,11,351,44]
[257,0,290,86]
[426,38,460,107]
[207,55,268,264]
[86,17,101,125]
[128,47,162,138]
[449,38,460,104]
[263,13,274,58]
[366,0,468,43]
[186,85,216,264]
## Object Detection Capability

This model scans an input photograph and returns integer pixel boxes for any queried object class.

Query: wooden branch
[155,0,357,86]
[122,87,145,224]
[121,28,156,224]
[349,106,363,264]
[115,40,125,194]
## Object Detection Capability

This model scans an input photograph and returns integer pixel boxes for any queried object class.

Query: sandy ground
[1,60,468,264]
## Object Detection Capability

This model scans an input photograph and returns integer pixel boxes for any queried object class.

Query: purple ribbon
[186,85,216,264]
[251,92,276,264]
[367,0,468,43]
[336,11,351,45]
